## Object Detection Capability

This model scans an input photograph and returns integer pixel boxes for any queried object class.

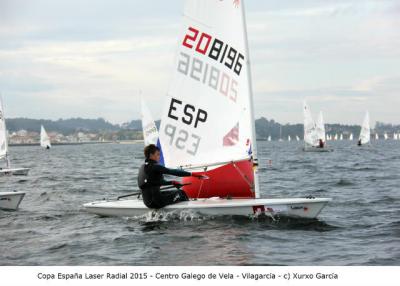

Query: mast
[241,0,260,198]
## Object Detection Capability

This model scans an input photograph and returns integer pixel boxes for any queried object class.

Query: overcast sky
[1,0,399,125]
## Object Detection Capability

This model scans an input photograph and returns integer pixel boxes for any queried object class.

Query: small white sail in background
[358,111,370,145]
[384,133,388,140]
[303,101,318,147]
[375,133,379,140]
[296,135,300,141]
[141,97,159,146]
[0,98,8,160]
[339,134,343,140]
[288,135,291,142]
[267,135,271,142]
[315,111,326,143]
[334,134,338,140]
[40,125,51,149]
[349,133,353,140]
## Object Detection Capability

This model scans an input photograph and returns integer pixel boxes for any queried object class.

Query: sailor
[318,139,324,148]
[138,144,203,209]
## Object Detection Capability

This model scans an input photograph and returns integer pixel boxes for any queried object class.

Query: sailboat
[140,97,159,146]
[84,0,331,218]
[40,125,51,149]
[358,111,370,146]
[287,135,291,142]
[349,133,353,140]
[384,133,388,140]
[303,103,331,152]
[0,97,29,176]
[296,135,300,141]
[393,133,398,140]
[0,191,25,210]
[375,133,379,140]
[339,134,343,140]
[267,135,271,142]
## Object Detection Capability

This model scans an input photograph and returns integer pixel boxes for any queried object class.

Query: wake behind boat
[0,191,25,210]
[84,0,331,219]
[0,97,29,176]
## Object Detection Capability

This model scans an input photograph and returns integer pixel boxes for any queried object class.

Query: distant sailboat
[296,135,300,141]
[394,133,398,140]
[339,134,343,140]
[375,133,379,140]
[316,111,326,143]
[288,135,291,142]
[349,133,353,140]
[358,111,370,146]
[334,134,338,141]
[0,97,29,176]
[303,102,331,152]
[140,97,159,146]
[267,135,271,142]
[384,133,388,140]
[40,125,51,149]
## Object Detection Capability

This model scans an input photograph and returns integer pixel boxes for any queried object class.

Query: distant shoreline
[9,140,144,147]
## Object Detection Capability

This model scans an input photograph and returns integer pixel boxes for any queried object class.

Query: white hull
[0,168,30,176]
[302,146,333,152]
[84,197,331,219]
[0,191,25,210]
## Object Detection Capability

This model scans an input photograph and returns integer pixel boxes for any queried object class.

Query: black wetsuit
[137,159,191,209]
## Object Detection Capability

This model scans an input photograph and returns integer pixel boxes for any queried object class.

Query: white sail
[384,133,388,140]
[334,134,338,140]
[393,133,398,140]
[358,111,370,144]
[0,97,8,159]
[140,97,159,146]
[158,0,259,196]
[316,111,326,143]
[349,133,353,140]
[303,101,318,147]
[288,135,291,141]
[267,135,271,142]
[40,125,51,148]
[339,134,343,140]
[296,135,300,141]
[375,133,379,140]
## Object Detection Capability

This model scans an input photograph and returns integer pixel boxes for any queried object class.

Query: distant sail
[358,111,370,145]
[349,133,353,140]
[140,97,159,146]
[267,135,271,142]
[0,97,7,159]
[303,101,318,147]
[296,135,300,141]
[375,133,379,140]
[40,125,51,148]
[288,135,291,141]
[316,111,326,143]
